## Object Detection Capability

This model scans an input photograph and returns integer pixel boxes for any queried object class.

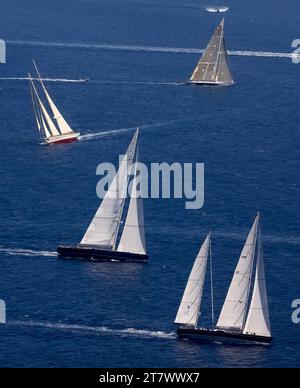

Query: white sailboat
[176,214,273,345]
[29,61,80,145]
[57,129,148,262]
[189,18,234,86]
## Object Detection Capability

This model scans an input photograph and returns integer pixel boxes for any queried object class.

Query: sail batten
[175,233,211,327]
[80,130,139,249]
[190,18,233,85]
[216,215,259,330]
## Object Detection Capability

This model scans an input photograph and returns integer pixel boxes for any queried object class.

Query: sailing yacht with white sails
[175,214,273,345]
[189,19,234,86]
[57,129,148,263]
[29,61,80,145]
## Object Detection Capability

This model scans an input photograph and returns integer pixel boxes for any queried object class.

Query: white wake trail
[0,247,57,257]
[228,50,299,59]
[91,80,184,86]
[79,127,135,141]
[79,118,192,141]
[10,320,176,340]
[0,77,86,83]
[7,40,300,59]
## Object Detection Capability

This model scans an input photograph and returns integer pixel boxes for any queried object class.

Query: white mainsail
[33,61,74,135]
[80,130,139,249]
[117,149,146,255]
[29,74,60,138]
[216,215,259,330]
[175,233,211,327]
[190,18,233,85]
[243,225,271,337]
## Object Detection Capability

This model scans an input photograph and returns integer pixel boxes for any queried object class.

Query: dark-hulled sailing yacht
[188,19,234,86]
[175,214,273,345]
[57,129,148,263]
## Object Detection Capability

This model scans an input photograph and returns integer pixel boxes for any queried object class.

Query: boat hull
[57,245,149,263]
[177,328,272,346]
[43,132,80,145]
[188,81,234,87]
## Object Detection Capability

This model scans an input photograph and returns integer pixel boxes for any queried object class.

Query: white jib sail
[29,75,59,138]
[175,233,211,327]
[80,130,139,249]
[117,150,146,255]
[40,113,52,139]
[33,61,74,135]
[216,215,259,330]
[243,225,271,337]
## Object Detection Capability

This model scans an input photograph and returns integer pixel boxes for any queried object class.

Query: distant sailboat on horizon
[29,61,80,145]
[189,18,234,86]
[175,214,272,345]
[57,129,148,263]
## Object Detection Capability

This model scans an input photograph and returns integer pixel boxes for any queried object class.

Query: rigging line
[29,75,53,138]
[29,76,42,140]
[33,61,64,136]
[209,235,215,328]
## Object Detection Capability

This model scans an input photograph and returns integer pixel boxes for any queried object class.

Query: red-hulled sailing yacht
[29,61,80,145]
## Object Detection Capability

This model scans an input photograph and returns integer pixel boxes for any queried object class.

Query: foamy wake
[91,80,184,86]
[0,247,57,257]
[7,40,300,59]
[79,127,135,141]
[79,118,191,141]
[0,77,86,83]
[10,320,176,340]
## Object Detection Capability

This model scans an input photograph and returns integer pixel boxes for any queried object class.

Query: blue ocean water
[0,0,299,367]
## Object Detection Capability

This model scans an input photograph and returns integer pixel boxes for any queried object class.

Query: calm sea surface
[0,0,299,367]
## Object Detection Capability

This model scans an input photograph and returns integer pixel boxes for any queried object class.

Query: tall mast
[209,235,215,327]
[117,141,146,255]
[33,60,74,135]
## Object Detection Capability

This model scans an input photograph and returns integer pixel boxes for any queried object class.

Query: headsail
[33,60,75,135]
[190,19,233,85]
[216,215,259,331]
[215,37,233,84]
[175,233,211,327]
[29,74,43,137]
[29,74,60,138]
[117,149,146,255]
[243,223,271,337]
[80,130,139,249]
